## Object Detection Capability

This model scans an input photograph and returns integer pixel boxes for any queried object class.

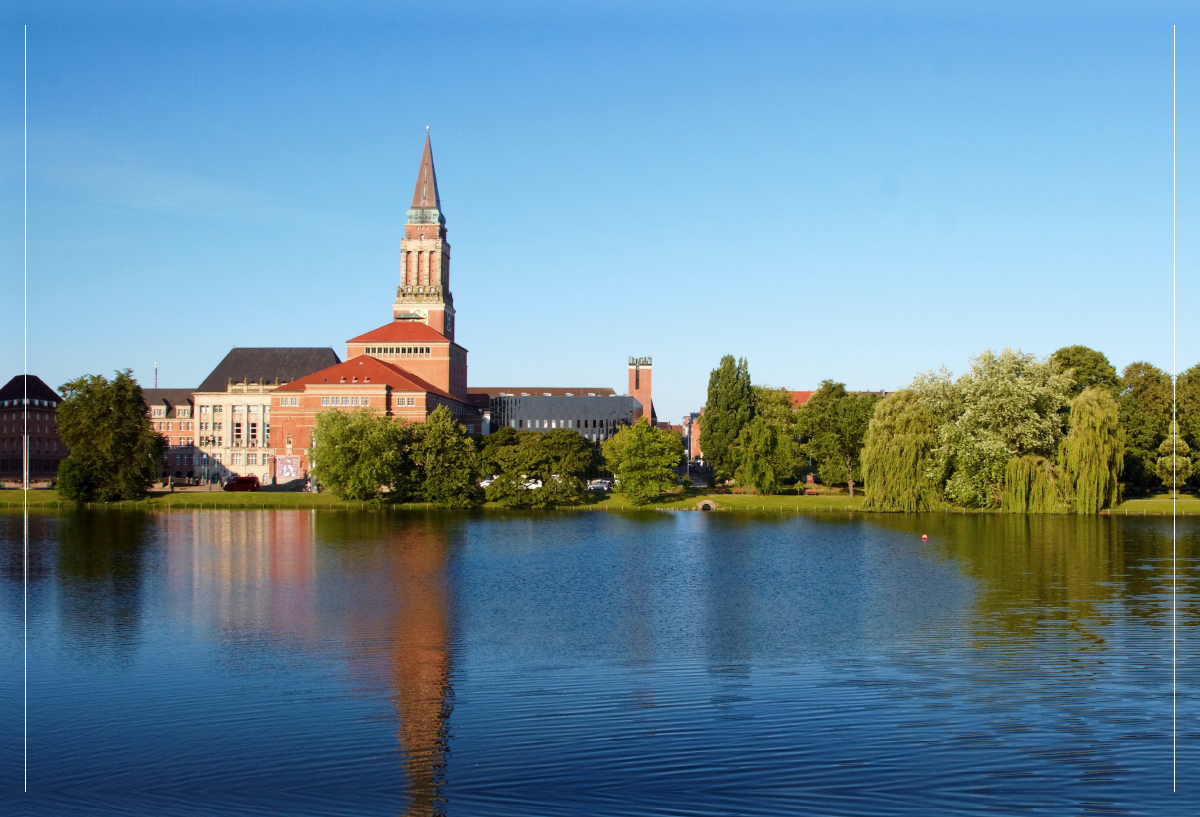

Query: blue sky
[1,1,1195,422]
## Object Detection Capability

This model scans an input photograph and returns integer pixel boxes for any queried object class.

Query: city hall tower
[394,133,456,341]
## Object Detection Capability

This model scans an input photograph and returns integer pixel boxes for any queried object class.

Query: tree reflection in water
[55,510,152,663]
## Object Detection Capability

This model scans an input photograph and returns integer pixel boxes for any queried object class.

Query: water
[1,509,1196,815]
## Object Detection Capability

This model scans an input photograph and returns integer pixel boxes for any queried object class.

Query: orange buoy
[922,534,928,541]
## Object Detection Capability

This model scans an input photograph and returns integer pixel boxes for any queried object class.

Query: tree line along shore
[5,344,1193,514]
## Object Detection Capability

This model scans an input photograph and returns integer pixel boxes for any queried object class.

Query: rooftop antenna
[154,360,158,389]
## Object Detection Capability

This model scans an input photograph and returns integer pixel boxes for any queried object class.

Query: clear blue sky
[1,1,1196,423]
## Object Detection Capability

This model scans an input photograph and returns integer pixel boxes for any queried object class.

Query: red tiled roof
[790,389,885,407]
[274,355,467,404]
[348,321,450,344]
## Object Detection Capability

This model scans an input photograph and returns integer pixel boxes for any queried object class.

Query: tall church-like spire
[411,131,442,212]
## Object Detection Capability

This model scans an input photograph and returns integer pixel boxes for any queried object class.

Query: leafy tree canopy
[416,406,484,508]
[861,390,945,512]
[1176,363,1200,454]
[1157,420,1191,491]
[1117,361,1171,492]
[1059,387,1124,513]
[699,355,754,481]
[734,417,783,495]
[56,370,163,502]
[602,419,684,505]
[795,380,879,497]
[1050,345,1120,397]
[309,409,416,501]
[484,428,598,508]
[913,349,1071,508]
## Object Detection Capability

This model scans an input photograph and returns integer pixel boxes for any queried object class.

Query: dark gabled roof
[196,348,341,393]
[142,388,195,419]
[468,387,618,398]
[0,375,62,403]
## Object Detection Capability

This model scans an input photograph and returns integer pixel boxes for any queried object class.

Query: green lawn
[3,486,1193,515]
[1111,493,1200,515]
[0,486,867,513]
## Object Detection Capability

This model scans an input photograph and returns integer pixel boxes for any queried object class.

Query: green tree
[479,425,520,476]
[309,409,416,501]
[484,429,598,508]
[1118,361,1171,492]
[1156,420,1192,492]
[734,416,782,495]
[1002,455,1065,514]
[749,385,800,483]
[56,370,163,502]
[915,349,1072,508]
[699,355,754,481]
[602,419,684,505]
[416,406,484,508]
[1176,363,1200,453]
[861,390,945,512]
[1059,387,1124,513]
[1050,345,1120,398]
[795,381,879,497]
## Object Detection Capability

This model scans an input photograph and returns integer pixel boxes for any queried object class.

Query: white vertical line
[23,22,28,796]
[1172,23,1177,795]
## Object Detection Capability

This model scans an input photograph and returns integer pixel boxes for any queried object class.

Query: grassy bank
[0,487,865,512]
[1,487,1194,515]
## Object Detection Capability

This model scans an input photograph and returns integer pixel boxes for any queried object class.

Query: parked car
[223,475,261,492]
[588,479,613,492]
[480,476,496,488]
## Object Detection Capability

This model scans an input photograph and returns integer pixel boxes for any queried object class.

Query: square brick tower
[628,356,655,426]
[394,132,456,341]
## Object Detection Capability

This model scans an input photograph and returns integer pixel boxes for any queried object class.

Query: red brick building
[143,389,198,480]
[269,134,483,472]
[628,357,656,426]
[271,356,482,474]
[0,375,66,484]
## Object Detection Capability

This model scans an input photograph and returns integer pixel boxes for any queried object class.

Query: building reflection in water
[388,520,454,817]
[164,509,456,814]
[312,511,456,817]
[165,510,316,645]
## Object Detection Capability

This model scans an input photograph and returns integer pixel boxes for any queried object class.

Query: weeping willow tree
[1002,455,1065,514]
[1060,387,1125,513]
[861,390,946,512]
[1156,420,1191,491]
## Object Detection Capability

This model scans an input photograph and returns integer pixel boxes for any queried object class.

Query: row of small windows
[367,346,430,358]
[1,399,54,407]
[321,396,370,407]
[518,419,616,430]
[279,396,299,406]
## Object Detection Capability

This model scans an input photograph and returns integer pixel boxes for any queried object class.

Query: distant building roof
[273,355,471,406]
[348,322,452,344]
[468,387,618,398]
[197,348,341,393]
[790,389,886,407]
[142,388,195,419]
[0,375,62,404]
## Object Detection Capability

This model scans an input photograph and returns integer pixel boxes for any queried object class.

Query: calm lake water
[1,509,1196,815]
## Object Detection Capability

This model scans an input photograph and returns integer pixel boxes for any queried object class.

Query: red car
[223,476,261,492]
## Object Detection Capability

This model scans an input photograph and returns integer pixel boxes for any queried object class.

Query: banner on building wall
[276,456,301,480]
